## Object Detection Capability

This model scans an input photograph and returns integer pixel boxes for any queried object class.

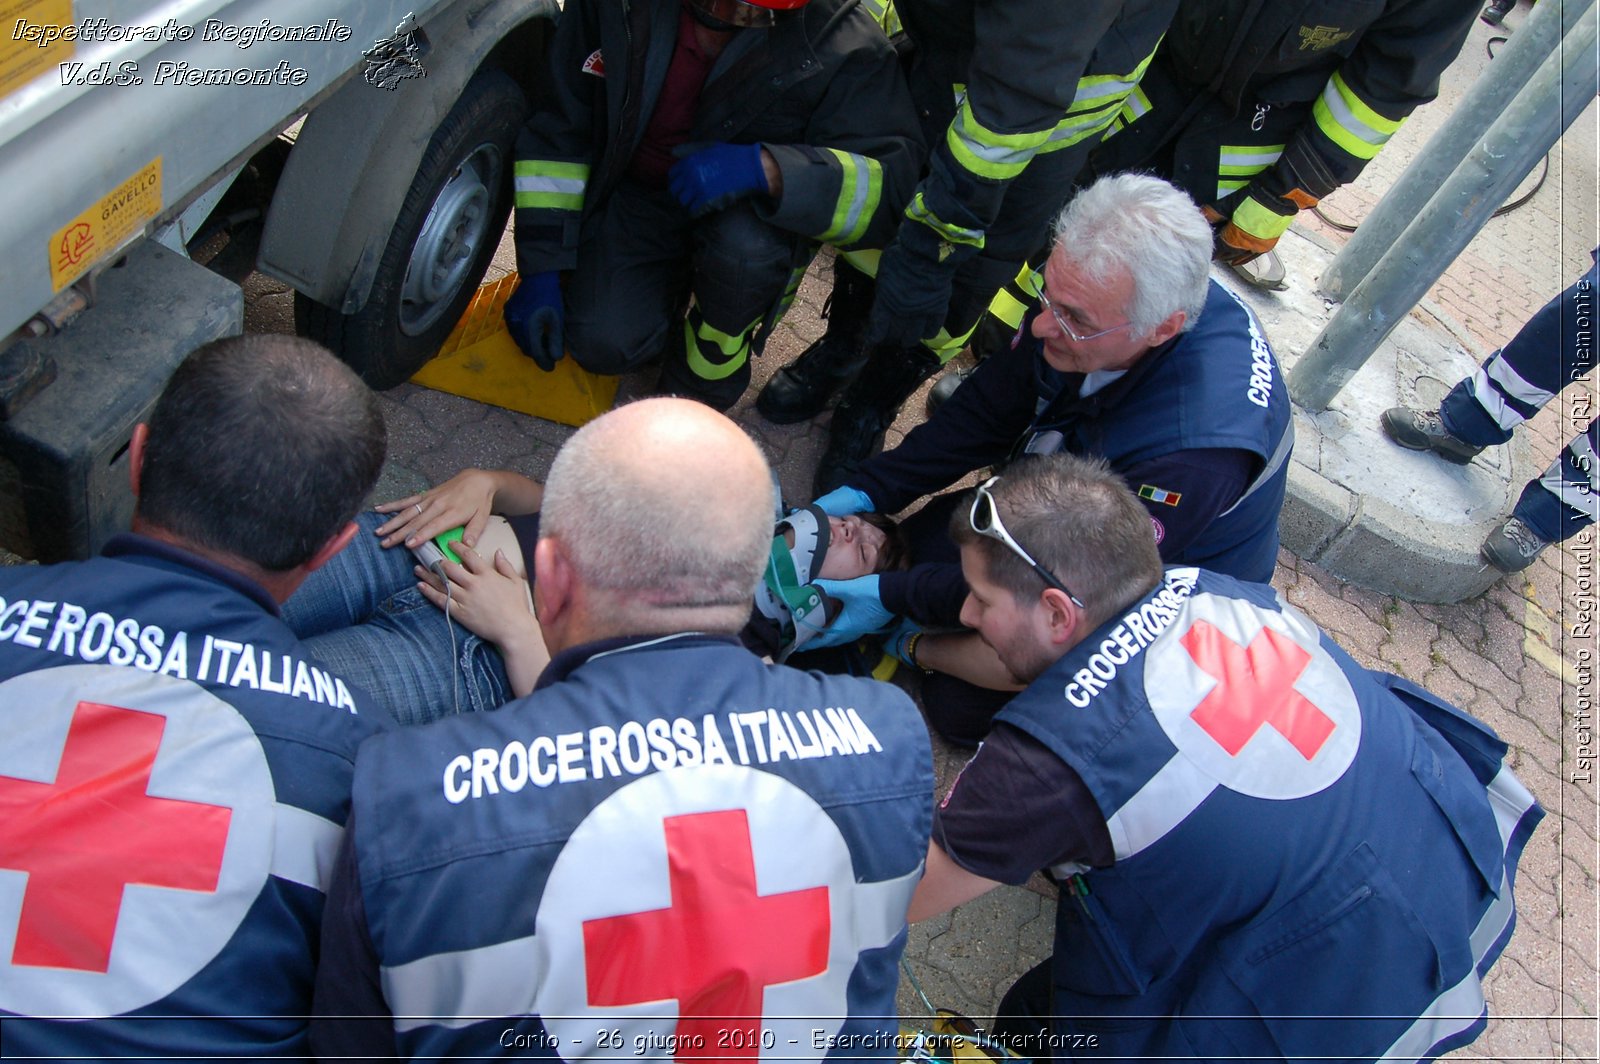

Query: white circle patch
[537,766,862,1062]
[1145,593,1361,800]
[0,665,275,1018]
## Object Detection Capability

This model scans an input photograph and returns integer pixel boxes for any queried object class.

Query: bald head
[539,399,773,634]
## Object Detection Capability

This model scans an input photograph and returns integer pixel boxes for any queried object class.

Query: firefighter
[503,0,922,411]
[1083,0,1480,292]
[755,0,1183,494]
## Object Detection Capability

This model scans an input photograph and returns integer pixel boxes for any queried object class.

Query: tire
[297,68,529,389]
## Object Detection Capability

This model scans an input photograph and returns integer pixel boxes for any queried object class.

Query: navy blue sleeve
[1116,449,1255,563]
[932,723,1113,883]
[310,825,398,1060]
[879,562,968,627]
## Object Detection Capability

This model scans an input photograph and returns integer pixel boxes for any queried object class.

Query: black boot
[757,258,876,424]
[814,342,941,495]
[1480,0,1513,24]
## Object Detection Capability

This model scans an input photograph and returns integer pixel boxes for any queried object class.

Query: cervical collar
[754,505,834,660]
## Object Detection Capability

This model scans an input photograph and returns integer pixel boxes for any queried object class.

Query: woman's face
[816,515,889,580]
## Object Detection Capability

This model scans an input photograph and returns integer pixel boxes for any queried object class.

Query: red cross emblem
[583,809,830,1062]
[0,701,232,973]
[1181,620,1336,760]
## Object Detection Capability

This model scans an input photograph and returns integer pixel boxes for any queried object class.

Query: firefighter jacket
[1095,0,1480,246]
[313,632,934,1060]
[0,535,389,1059]
[1000,567,1543,1060]
[890,0,1177,262]
[512,0,923,274]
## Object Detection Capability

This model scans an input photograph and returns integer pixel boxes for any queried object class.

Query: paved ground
[19,2,1592,1058]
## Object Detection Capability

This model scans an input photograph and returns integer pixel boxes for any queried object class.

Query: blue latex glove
[812,485,874,517]
[504,271,564,371]
[804,574,894,649]
[669,142,769,218]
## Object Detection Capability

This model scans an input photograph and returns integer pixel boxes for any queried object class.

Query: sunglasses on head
[969,476,1085,609]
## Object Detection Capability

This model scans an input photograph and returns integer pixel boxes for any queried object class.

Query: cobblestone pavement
[233,6,1592,1059]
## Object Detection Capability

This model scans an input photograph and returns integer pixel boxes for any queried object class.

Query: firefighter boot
[757,258,876,424]
[813,342,941,495]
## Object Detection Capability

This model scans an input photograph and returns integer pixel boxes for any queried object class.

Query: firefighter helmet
[686,0,809,29]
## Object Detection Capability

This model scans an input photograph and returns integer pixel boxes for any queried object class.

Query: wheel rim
[399,142,501,335]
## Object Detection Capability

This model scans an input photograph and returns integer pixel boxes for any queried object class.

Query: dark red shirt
[627,5,721,187]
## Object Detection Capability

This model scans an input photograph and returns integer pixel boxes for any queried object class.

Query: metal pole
[1289,4,1599,411]
[1319,0,1592,300]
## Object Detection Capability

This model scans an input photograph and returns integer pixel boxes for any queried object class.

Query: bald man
[311,399,934,1060]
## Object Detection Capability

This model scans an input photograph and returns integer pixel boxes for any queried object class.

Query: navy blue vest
[0,536,387,1059]
[1000,569,1541,1061]
[1023,282,1292,583]
[351,633,932,1061]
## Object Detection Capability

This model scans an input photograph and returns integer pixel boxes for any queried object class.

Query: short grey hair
[1050,173,1213,336]
[540,405,771,613]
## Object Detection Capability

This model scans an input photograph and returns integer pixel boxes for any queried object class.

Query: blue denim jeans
[281,512,513,725]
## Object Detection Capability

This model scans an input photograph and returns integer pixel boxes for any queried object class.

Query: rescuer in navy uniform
[312,398,933,1060]
[911,454,1542,1061]
[0,336,391,1058]
[802,174,1292,745]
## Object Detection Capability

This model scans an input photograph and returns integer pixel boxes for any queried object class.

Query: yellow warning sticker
[49,157,163,291]
[0,0,75,98]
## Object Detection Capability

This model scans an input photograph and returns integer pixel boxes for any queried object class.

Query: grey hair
[1050,172,1213,336]
[539,408,771,613]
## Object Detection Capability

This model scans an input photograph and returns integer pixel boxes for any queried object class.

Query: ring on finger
[415,502,425,515]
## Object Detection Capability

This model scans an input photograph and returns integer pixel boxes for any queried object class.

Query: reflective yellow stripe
[818,148,882,246]
[946,98,1051,181]
[1230,195,1295,241]
[685,315,759,381]
[840,247,882,278]
[1105,85,1152,140]
[1312,70,1405,161]
[1216,144,1284,199]
[1065,41,1159,112]
[923,316,979,364]
[905,192,985,249]
[1037,99,1125,153]
[859,0,901,35]
[513,160,589,211]
[987,262,1041,330]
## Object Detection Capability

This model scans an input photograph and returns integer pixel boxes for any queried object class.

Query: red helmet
[686,0,809,29]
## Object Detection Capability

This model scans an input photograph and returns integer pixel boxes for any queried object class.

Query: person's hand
[863,224,961,349]
[812,486,874,517]
[804,574,895,649]
[668,142,769,218]
[504,271,564,370]
[1203,200,1283,267]
[375,469,502,551]
[884,616,922,666]
[416,546,543,659]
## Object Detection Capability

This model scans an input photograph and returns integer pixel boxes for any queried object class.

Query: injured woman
[281,467,905,725]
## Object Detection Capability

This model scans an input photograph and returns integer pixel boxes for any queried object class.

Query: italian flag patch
[1138,485,1182,506]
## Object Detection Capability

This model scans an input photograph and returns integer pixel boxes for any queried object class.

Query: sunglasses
[1036,281,1132,343]
[969,476,1086,609]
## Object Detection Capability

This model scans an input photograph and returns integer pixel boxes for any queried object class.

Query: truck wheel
[297,69,528,389]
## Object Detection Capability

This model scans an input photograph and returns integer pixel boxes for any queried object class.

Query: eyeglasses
[1036,281,1132,343]
[969,476,1085,608]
